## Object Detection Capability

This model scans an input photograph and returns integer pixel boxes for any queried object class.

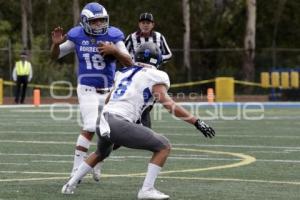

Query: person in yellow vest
[12,51,33,104]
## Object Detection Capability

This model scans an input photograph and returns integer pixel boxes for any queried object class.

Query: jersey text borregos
[67,26,124,88]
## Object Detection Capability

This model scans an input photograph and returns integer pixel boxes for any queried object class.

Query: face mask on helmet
[80,3,109,35]
[134,42,162,68]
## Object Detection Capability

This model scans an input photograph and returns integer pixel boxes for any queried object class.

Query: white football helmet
[80,2,109,35]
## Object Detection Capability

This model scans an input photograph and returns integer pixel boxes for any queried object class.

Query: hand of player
[194,119,215,138]
[98,41,117,57]
[51,26,66,45]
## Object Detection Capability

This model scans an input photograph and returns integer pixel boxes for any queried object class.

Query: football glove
[194,119,215,138]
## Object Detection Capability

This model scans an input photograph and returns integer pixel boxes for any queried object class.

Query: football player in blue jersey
[51,2,133,182]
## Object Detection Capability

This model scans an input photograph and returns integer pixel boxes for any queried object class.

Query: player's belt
[95,88,111,94]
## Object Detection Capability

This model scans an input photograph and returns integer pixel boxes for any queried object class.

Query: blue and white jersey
[103,66,170,123]
[59,26,127,88]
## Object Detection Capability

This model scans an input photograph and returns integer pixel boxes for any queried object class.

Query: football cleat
[137,188,170,199]
[61,183,76,195]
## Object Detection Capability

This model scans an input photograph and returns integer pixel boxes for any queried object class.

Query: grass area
[0,104,300,200]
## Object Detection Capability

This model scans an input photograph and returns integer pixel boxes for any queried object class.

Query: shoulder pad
[67,26,83,41]
[107,26,125,42]
[148,69,170,89]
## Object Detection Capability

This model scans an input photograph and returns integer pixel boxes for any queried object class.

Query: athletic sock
[71,135,91,175]
[141,163,162,191]
[71,150,87,176]
[68,162,92,186]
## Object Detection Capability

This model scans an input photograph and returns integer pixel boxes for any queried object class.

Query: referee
[125,12,172,128]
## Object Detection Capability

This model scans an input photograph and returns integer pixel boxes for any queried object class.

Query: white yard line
[1,152,300,164]
[31,160,73,163]
[0,130,77,135]
[174,143,300,150]
[0,153,72,157]
[1,139,300,150]
[1,130,299,139]
[0,140,75,145]
[0,174,300,186]
[158,176,300,186]
[0,171,68,175]
[0,163,28,165]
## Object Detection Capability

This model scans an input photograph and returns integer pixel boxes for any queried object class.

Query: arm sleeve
[115,41,131,57]
[160,34,172,63]
[58,40,75,59]
[28,62,33,81]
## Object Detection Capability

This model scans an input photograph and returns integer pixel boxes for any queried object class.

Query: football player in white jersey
[61,42,215,199]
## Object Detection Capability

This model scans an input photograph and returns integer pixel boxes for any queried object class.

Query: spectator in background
[12,51,33,104]
[125,12,172,128]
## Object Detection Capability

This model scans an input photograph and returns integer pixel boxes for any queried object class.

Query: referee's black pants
[15,75,28,104]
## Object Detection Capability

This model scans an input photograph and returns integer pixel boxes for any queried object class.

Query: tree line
[1,0,300,93]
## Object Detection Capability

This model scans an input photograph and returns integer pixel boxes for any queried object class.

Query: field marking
[0,123,77,127]
[174,144,300,150]
[0,176,68,182]
[10,109,78,113]
[1,175,300,186]
[248,151,289,154]
[28,158,300,164]
[158,176,300,185]
[163,133,300,139]
[0,140,75,145]
[2,139,300,150]
[0,171,68,175]
[2,130,300,139]
[0,153,72,157]
[159,148,256,174]
[0,163,28,166]
[2,151,300,164]
[2,148,253,176]
[0,148,255,180]
[0,130,78,135]
[31,160,73,163]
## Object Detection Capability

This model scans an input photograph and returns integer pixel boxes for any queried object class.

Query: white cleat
[61,183,76,195]
[91,163,101,182]
[137,188,170,199]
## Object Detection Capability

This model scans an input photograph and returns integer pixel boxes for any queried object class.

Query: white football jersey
[103,66,170,123]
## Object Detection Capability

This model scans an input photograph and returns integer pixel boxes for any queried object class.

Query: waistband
[78,84,111,94]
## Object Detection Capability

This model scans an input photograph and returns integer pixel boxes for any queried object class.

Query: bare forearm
[50,43,60,60]
[163,101,197,125]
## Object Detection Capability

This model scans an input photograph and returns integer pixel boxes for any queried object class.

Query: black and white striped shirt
[125,31,172,63]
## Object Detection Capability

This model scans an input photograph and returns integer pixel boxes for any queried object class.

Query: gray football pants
[95,113,170,158]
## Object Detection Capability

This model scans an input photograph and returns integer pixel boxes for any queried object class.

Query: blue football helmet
[80,2,109,35]
[134,42,162,68]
